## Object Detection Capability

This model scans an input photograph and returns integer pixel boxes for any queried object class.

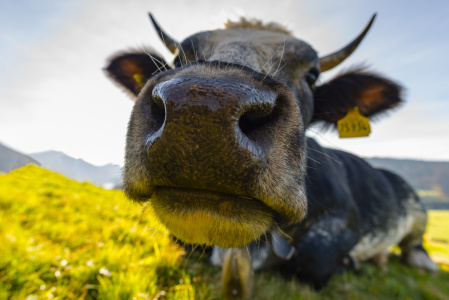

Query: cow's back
[301,138,426,261]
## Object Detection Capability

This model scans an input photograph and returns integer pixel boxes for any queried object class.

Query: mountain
[366,157,449,210]
[366,158,449,195]
[29,151,122,188]
[0,142,40,173]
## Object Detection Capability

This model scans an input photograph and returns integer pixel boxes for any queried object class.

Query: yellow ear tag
[337,107,371,138]
[132,73,145,88]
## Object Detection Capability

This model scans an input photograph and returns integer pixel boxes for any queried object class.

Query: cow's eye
[305,68,319,88]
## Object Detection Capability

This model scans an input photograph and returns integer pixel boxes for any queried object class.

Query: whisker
[158,28,181,66]
[276,226,292,242]
[197,245,207,263]
[260,43,283,78]
[209,39,217,61]
[270,62,287,77]
[179,43,189,66]
[183,244,199,268]
[305,154,322,165]
[143,51,168,74]
[240,50,254,70]
[245,245,251,261]
[270,35,286,78]
[307,128,341,150]
[271,232,279,244]
[306,146,343,165]
[191,40,199,62]
[149,58,167,75]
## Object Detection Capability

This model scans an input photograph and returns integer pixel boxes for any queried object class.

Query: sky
[1,0,448,166]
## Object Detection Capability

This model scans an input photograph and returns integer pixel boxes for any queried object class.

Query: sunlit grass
[0,165,198,299]
[425,210,449,272]
[0,165,448,299]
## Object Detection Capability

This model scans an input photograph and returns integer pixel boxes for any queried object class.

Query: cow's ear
[105,48,170,99]
[311,67,404,127]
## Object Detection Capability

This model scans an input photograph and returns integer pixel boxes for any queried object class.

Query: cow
[104,12,437,293]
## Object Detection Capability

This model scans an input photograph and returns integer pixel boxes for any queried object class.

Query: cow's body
[212,137,430,288]
[104,13,437,293]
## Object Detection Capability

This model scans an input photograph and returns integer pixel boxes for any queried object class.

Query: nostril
[149,94,166,131]
[152,94,164,108]
[143,92,166,149]
[238,103,277,139]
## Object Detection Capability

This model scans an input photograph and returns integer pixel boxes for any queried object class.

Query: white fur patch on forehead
[224,17,292,35]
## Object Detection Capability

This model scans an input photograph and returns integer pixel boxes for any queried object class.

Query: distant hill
[29,150,121,188]
[366,158,449,195]
[366,157,449,209]
[0,142,40,173]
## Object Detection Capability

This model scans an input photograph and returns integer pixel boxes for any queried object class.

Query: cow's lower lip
[150,186,276,248]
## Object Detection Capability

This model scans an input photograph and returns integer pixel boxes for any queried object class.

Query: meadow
[0,165,448,300]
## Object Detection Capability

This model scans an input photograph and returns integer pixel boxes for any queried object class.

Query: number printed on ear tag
[337,107,371,138]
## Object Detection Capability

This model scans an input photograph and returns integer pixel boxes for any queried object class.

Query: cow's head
[105,13,402,248]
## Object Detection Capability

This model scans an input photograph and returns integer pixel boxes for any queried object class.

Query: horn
[148,13,179,55]
[320,14,377,72]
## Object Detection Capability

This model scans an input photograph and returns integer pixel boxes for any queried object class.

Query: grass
[0,165,448,299]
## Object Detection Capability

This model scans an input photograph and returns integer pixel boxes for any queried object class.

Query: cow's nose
[146,76,280,160]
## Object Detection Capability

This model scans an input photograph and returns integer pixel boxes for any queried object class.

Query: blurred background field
[1,165,448,300]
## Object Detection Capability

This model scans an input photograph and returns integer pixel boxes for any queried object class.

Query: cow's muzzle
[125,63,306,247]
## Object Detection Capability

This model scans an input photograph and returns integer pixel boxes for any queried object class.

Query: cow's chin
[150,187,276,248]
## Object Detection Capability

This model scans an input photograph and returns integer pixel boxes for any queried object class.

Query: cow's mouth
[149,186,277,248]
